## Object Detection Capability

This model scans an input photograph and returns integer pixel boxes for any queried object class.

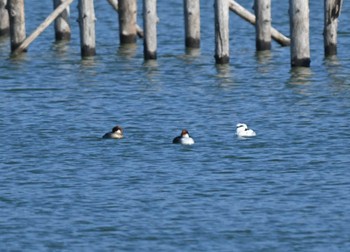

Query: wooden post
[143,0,157,60]
[254,0,271,51]
[0,0,9,36]
[324,0,342,56]
[118,0,137,44]
[229,0,290,46]
[78,0,96,57]
[183,0,200,48]
[214,0,229,64]
[53,0,71,41]
[7,0,26,52]
[12,0,74,55]
[289,0,310,67]
[107,0,144,38]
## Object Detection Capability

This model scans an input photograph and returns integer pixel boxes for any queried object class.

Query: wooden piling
[183,0,200,48]
[53,0,71,41]
[324,0,342,56]
[118,0,137,44]
[78,0,96,57]
[0,0,9,36]
[289,0,310,67]
[214,0,229,64]
[107,0,144,38]
[143,0,157,60]
[7,0,26,52]
[254,0,271,51]
[12,0,73,56]
[229,0,290,47]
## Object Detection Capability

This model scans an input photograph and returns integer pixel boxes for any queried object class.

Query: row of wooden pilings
[0,0,344,67]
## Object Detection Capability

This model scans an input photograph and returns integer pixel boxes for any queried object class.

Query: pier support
[289,0,310,67]
[8,0,26,52]
[107,0,144,38]
[229,0,290,46]
[53,0,71,41]
[183,0,200,48]
[324,0,342,56]
[0,0,9,36]
[254,0,271,51]
[78,0,96,57]
[118,0,137,44]
[143,0,157,60]
[214,0,229,64]
[11,0,73,56]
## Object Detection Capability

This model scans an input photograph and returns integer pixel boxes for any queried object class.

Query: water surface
[1,1,350,251]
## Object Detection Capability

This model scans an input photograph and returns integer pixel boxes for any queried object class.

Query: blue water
[1,1,350,251]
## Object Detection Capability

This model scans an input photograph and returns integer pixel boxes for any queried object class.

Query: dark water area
[1,1,350,251]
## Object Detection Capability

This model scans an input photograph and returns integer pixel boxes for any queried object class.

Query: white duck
[236,123,256,138]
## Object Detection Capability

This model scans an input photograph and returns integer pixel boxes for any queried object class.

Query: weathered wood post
[78,0,96,57]
[107,0,144,38]
[143,0,157,60]
[254,0,271,51]
[214,0,229,64]
[183,0,200,48]
[118,0,137,44]
[12,0,74,55]
[7,0,26,52]
[0,0,9,36]
[53,0,71,41]
[229,0,290,46]
[289,0,310,67]
[324,0,342,56]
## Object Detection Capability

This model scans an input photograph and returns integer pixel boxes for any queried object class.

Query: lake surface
[1,1,350,251]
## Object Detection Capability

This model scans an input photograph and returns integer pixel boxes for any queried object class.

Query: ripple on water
[1,1,350,251]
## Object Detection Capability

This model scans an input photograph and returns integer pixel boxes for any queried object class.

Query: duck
[236,123,256,138]
[173,129,195,145]
[103,125,124,139]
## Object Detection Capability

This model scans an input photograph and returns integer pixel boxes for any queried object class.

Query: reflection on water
[324,55,340,66]
[185,48,200,57]
[8,52,28,63]
[288,66,313,86]
[255,50,272,64]
[52,40,70,55]
[142,59,159,81]
[117,43,138,59]
[255,50,272,74]
[324,56,350,92]
[81,57,97,68]
[215,64,233,87]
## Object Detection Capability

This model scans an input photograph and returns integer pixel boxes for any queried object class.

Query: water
[1,1,350,251]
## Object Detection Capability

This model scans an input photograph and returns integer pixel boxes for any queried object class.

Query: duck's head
[112,126,123,134]
[236,123,248,130]
[181,129,190,137]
